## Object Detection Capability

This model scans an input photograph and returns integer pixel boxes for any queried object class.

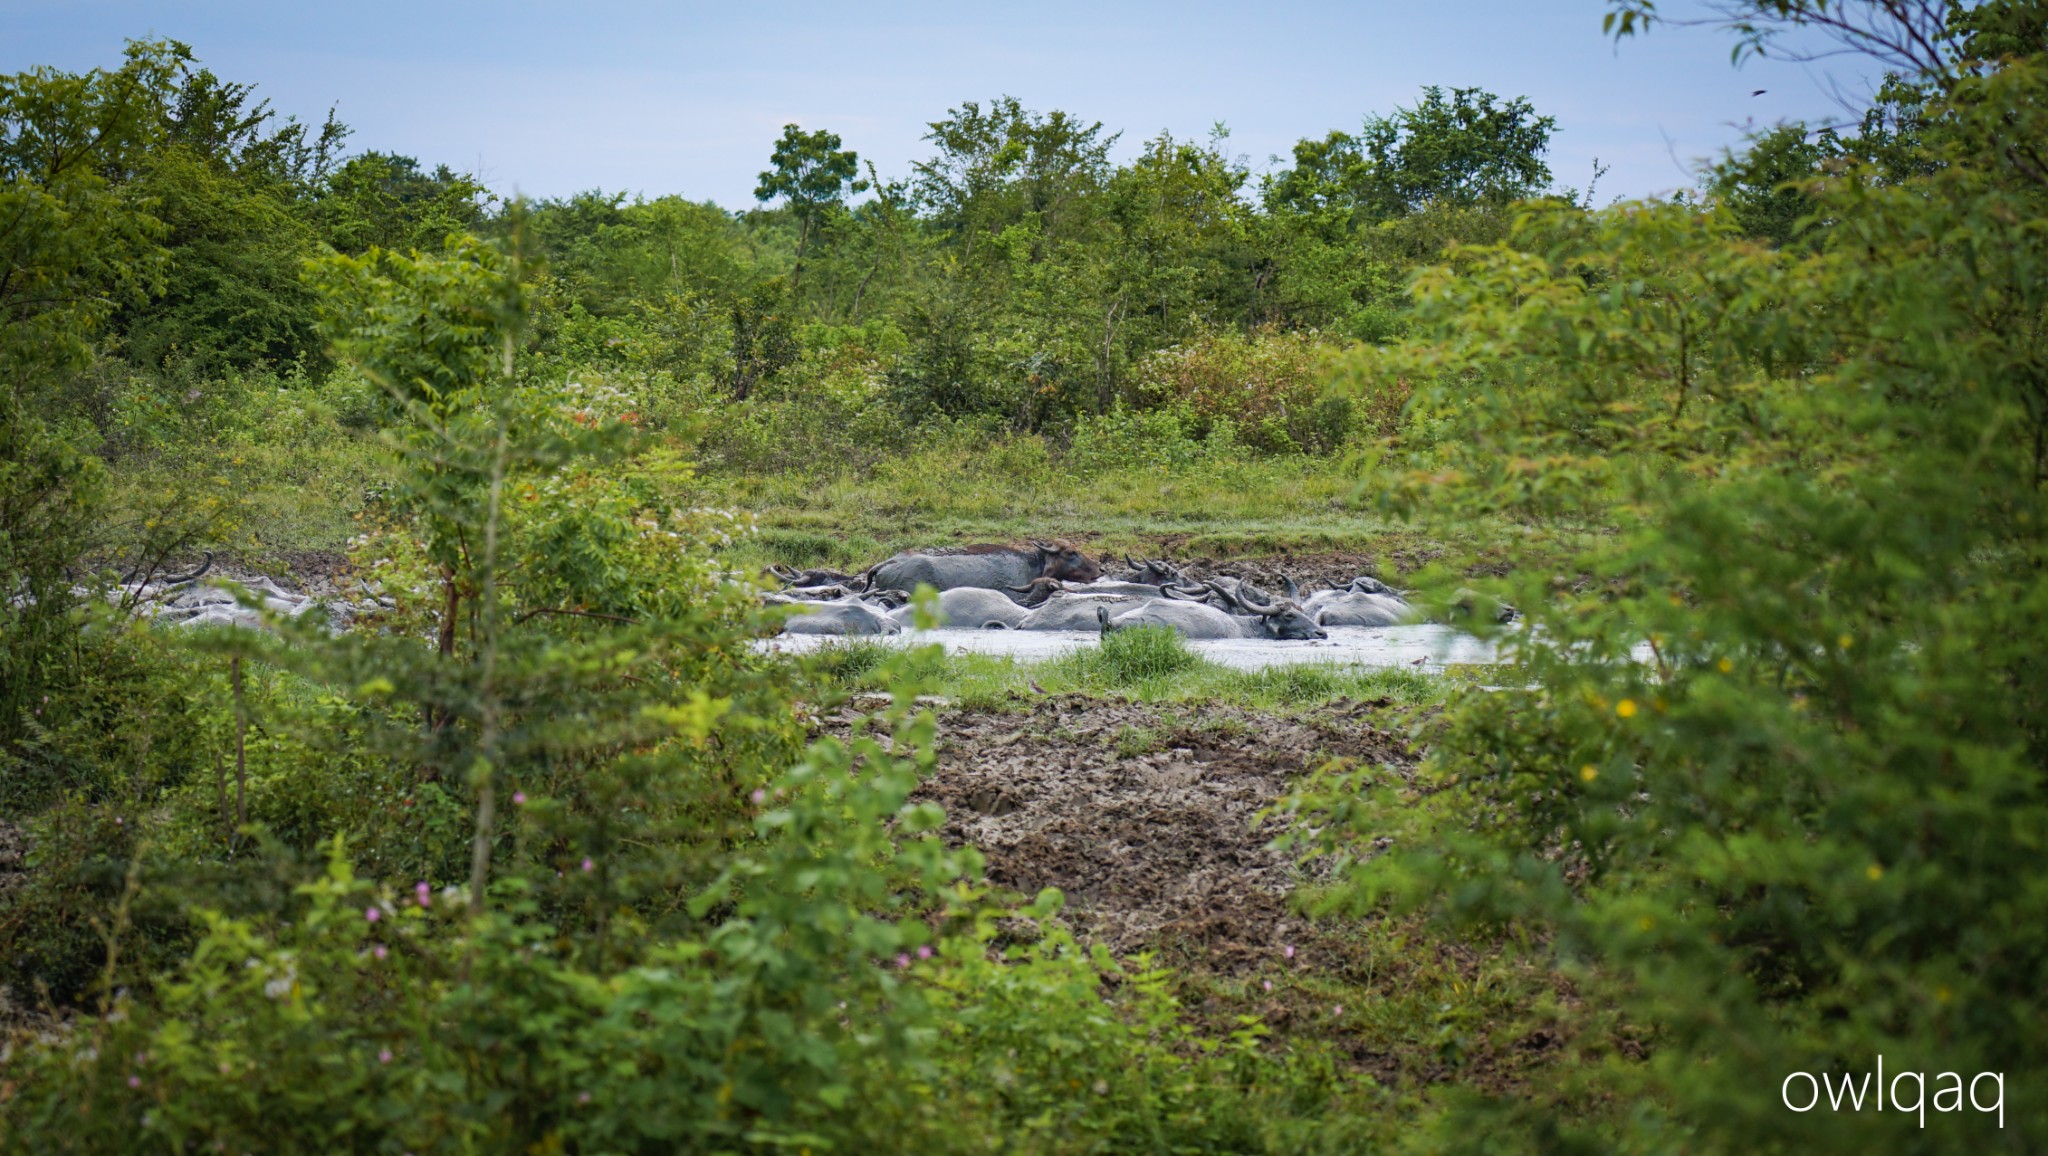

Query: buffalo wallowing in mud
[764,544,1420,640]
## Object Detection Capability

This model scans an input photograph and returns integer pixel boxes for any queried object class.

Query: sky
[4,1,1883,209]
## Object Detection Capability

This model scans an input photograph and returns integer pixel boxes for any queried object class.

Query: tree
[316,151,489,255]
[1265,87,1555,224]
[754,124,865,288]
[1297,1,2048,1146]
[1704,122,1842,248]
[913,97,1116,261]
[0,40,179,754]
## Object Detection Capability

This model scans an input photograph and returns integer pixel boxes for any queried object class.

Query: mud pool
[767,622,1506,671]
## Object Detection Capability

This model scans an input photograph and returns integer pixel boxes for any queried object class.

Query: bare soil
[898,695,1417,969]
[832,694,1582,1093]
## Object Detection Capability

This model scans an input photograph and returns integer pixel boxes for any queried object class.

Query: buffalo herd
[765,541,1417,641]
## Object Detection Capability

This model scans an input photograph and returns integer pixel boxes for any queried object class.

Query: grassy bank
[802,627,1458,712]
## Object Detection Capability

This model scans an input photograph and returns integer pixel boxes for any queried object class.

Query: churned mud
[898,696,1418,968]
[829,695,1584,1093]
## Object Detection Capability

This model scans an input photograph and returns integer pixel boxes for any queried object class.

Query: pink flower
[1261,980,1272,992]
[512,791,526,805]
[581,858,594,873]
[373,944,388,960]
[378,1049,393,1064]
[895,953,911,969]
[1283,944,1295,959]
[365,906,381,923]
[415,882,431,908]
[916,945,933,960]
[1333,1005,1344,1016]
[127,1076,140,1088]
[578,1092,592,1105]
[750,789,765,804]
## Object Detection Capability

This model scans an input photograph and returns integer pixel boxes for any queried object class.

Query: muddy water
[767,623,1506,671]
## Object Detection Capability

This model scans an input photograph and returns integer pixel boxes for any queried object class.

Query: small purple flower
[1283,944,1295,959]
[127,1076,140,1088]
[581,858,594,873]
[378,1048,392,1064]
[1334,1005,1344,1016]
[895,953,911,969]
[512,791,526,805]
[365,906,381,923]
[373,944,388,960]
[578,1091,592,1105]
[415,881,431,908]
[1261,979,1272,992]
[750,788,765,804]
[916,945,933,960]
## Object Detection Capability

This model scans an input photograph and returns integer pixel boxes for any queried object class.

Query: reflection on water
[763,624,1507,672]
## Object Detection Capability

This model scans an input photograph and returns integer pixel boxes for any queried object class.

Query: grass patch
[799,632,1450,712]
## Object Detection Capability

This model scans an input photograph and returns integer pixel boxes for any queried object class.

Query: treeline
[69,35,1945,461]
[79,42,1581,436]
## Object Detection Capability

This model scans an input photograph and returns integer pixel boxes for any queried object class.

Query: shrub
[1132,326,1353,454]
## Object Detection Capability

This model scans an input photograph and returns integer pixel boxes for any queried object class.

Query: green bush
[1292,20,2048,1150]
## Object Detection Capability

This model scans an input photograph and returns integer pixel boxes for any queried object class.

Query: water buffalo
[1014,576,1196,605]
[769,564,869,591]
[1099,600,1328,641]
[885,587,1031,630]
[864,540,1101,594]
[1115,555,1187,586]
[1302,589,1414,628]
[779,597,901,636]
[1016,592,1152,631]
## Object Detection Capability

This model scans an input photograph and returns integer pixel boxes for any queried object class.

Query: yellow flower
[1838,634,1854,650]
[1616,699,1638,718]
[1866,863,1884,881]
[1717,657,1734,674]
[1580,765,1599,782]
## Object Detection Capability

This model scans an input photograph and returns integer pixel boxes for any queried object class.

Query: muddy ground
[828,694,1582,1092]
[847,695,1421,969]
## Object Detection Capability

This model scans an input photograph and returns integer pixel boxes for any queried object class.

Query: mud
[890,696,1417,969]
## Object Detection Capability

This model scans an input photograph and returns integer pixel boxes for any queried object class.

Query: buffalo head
[1259,606,1329,641]
[1032,540,1101,583]
[1008,577,1065,607]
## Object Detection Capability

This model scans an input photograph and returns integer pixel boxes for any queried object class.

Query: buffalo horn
[160,552,216,586]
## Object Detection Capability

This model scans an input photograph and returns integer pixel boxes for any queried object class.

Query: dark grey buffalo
[885,587,1031,630]
[1115,556,1187,587]
[779,598,901,636]
[1099,599,1328,641]
[864,541,1101,594]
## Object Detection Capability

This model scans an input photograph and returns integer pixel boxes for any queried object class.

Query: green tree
[754,124,865,288]
[316,151,489,255]
[1265,86,1555,224]
[1705,122,1843,248]
[1297,2,2048,1148]
[0,41,178,755]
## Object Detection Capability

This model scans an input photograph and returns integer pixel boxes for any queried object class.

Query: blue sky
[6,1,1879,208]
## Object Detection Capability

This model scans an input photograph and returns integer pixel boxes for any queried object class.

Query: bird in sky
[1752,89,1768,96]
